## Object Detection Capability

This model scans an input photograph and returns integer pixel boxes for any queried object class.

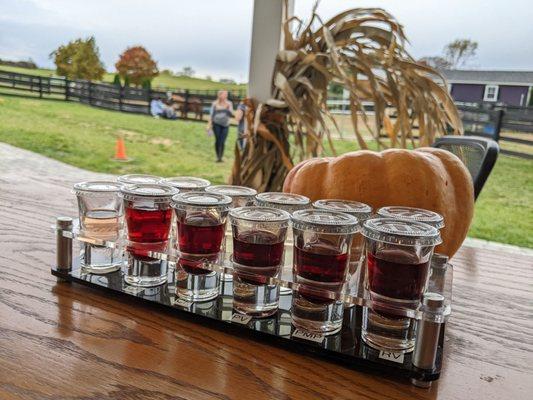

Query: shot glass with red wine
[313,199,372,301]
[361,217,441,353]
[120,183,178,287]
[255,192,311,295]
[172,191,232,301]
[229,207,290,317]
[205,185,258,282]
[74,181,124,274]
[291,210,359,335]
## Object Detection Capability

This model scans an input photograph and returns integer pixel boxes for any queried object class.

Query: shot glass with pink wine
[229,207,290,317]
[291,210,359,335]
[313,199,372,300]
[256,192,310,295]
[205,185,258,282]
[74,181,124,274]
[172,191,232,301]
[361,218,441,353]
[120,183,178,287]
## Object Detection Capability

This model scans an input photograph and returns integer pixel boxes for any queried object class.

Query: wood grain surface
[0,144,532,400]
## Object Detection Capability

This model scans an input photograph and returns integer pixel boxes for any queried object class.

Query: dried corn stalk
[231,3,462,191]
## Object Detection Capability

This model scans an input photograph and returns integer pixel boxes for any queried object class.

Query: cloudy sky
[1,0,532,82]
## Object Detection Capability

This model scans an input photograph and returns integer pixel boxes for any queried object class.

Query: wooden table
[0,144,532,400]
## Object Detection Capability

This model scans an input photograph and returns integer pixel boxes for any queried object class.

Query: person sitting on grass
[150,97,165,118]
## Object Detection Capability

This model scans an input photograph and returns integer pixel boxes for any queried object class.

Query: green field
[0,65,246,92]
[0,95,531,248]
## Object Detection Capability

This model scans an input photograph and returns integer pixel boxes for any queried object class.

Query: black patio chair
[432,135,499,201]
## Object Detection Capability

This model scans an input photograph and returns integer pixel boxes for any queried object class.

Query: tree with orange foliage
[115,46,158,87]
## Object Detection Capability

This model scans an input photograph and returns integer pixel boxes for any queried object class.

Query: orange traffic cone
[114,137,129,161]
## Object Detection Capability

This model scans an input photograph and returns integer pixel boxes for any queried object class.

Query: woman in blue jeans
[207,90,233,162]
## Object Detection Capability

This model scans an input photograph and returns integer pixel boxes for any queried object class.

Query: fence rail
[0,69,245,119]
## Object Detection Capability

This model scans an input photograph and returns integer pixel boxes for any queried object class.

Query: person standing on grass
[235,100,247,151]
[207,90,233,162]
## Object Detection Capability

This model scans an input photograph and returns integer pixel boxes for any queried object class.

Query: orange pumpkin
[283,148,474,257]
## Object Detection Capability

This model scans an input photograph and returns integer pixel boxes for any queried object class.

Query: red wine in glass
[367,250,430,301]
[177,216,225,255]
[125,206,172,259]
[177,214,225,274]
[233,230,284,284]
[293,241,348,303]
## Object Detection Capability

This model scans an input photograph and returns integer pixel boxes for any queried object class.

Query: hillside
[0,65,247,91]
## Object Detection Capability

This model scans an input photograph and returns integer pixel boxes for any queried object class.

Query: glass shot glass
[229,206,290,318]
[172,191,232,301]
[117,174,162,185]
[256,192,310,295]
[361,218,441,353]
[120,183,178,287]
[160,176,211,192]
[376,206,445,230]
[205,185,258,282]
[74,181,124,274]
[313,199,372,300]
[290,210,359,335]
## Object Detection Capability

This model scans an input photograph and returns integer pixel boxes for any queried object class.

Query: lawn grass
[0,65,246,91]
[0,94,531,248]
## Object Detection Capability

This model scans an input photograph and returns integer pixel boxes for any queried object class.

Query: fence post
[88,81,93,105]
[119,85,123,112]
[38,77,43,98]
[493,109,504,142]
[65,78,69,101]
[184,89,190,118]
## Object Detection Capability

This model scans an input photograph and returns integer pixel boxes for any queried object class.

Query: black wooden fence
[0,69,246,119]
[456,102,533,159]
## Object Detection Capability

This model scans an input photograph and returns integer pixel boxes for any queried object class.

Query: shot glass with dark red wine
[361,218,441,353]
[313,199,372,301]
[120,183,178,287]
[172,191,232,301]
[205,185,258,282]
[291,210,359,335]
[255,192,311,295]
[229,207,290,317]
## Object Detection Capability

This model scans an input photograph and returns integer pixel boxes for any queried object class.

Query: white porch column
[247,0,294,102]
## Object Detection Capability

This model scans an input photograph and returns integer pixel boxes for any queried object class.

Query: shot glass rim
[205,184,257,198]
[117,174,161,185]
[313,199,372,220]
[291,209,359,234]
[160,176,211,190]
[171,191,232,210]
[229,206,291,226]
[376,206,445,229]
[73,180,123,196]
[256,192,310,206]
[362,217,442,246]
[120,183,178,202]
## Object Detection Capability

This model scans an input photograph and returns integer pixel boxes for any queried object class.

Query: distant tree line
[0,58,38,69]
[419,39,478,70]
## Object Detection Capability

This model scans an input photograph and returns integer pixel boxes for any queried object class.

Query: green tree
[112,74,121,86]
[444,39,478,68]
[51,37,105,80]
[115,46,158,87]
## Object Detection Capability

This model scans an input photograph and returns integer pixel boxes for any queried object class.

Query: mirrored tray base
[51,258,444,385]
